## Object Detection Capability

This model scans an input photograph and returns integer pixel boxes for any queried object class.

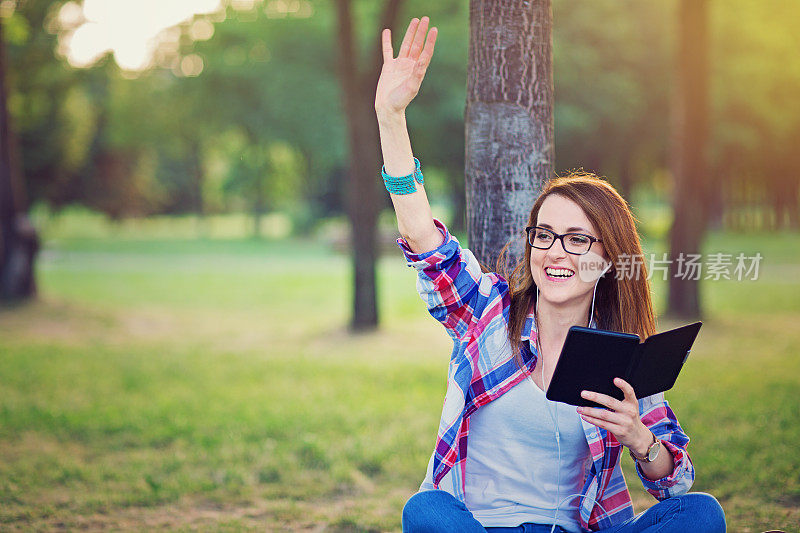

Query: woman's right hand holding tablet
[375,17,438,120]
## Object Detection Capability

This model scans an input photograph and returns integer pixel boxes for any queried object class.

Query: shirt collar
[520,302,537,343]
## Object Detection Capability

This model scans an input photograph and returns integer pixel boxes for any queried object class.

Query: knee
[402,491,428,530]
[681,492,726,533]
[401,490,458,533]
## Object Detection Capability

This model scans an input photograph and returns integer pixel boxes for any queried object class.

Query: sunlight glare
[189,19,215,41]
[180,54,204,77]
[64,0,222,72]
[66,22,111,68]
[57,2,84,28]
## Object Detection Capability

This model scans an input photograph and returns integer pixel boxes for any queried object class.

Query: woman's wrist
[630,424,655,458]
[376,107,406,125]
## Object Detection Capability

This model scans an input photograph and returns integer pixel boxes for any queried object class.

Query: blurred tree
[189,3,344,233]
[404,0,468,231]
[5,0,796,257]
[224,141,268,236]
[103,71,213,221]
[0,16,38,300]
[709,0,800,231]
[466,0,553,271]
[552,0,672,200]
[79,72,162,219]
[334,0,404,331]
[72,2,346,228]
[223,139,304,236]
[667,0,710,319]
[7,0,81,207]
[5,0,156,218]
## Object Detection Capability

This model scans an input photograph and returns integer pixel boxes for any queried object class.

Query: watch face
[647,441,661,462]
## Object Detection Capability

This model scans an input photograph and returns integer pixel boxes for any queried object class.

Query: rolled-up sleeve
[636,393,695,499]
[397,218,501,342]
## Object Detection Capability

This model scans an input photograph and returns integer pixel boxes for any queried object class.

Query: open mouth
[544,266,575,280]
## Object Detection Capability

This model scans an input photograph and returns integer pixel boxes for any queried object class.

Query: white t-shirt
[463,376,592,532]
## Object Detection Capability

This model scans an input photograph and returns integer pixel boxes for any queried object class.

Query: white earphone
[535,268,611,533]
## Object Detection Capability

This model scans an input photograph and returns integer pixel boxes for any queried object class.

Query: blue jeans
[401,489,726,533]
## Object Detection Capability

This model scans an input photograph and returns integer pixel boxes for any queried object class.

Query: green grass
[0,220,799,531]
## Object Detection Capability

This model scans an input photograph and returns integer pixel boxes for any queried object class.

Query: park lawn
[0,228,798,531]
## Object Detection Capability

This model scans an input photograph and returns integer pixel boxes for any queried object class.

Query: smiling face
[529,194,608,309]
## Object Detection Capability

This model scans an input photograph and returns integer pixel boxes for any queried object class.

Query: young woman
[376,17,726,533]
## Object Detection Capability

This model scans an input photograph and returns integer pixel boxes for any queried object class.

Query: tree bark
[466,0,554,271]
[252,183,263,238]
[189,141,207,237]
[0,19,38,302]
[334,0,403,332]
[667,0,710,319]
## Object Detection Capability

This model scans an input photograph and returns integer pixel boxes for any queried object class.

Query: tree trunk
[0,19,38,302]
[617,159,633,202]
[252,177,263,238]
[189,141,207,237]
[334,0,403,332]
[465,0,554,271]
[667,0,710,319]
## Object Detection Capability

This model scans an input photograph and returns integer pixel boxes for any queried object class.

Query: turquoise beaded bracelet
[381,157,424,195]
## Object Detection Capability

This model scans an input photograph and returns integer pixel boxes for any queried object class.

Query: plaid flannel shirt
[397,218,695,532]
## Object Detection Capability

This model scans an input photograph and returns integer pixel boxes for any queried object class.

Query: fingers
[578,405,627,426]
[580,389,625,412]
[381,28,393,62]
[419,26,437,65]
[408,16,429,59]
[398,18,420,58]
[578,411,625,434]
[614,377,638,403]
[579,380,642,445]
[406,27,436,89]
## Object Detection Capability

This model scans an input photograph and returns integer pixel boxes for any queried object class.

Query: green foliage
[185,2,344,220]
[553,0,673,194]
[222,139,305,211]
[6,0,800,226]
[7,0,83,204]
[4,10,31,45]
[708,0,800,228]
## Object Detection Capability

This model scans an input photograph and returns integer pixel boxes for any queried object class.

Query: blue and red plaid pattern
[397,218,695,532]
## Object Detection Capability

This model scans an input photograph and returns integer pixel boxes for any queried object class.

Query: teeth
[546,267,574,278]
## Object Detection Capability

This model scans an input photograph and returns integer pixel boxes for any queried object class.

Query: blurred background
[0,0,797,531]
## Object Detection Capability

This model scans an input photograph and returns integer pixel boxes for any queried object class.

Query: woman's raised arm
[375,17,441,254]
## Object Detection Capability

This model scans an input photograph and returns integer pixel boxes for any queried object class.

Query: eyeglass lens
[529,228,593,254]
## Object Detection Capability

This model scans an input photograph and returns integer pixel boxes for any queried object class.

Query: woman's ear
[577,251,612,283]
[601,262,613,277]
[601,251,614,276]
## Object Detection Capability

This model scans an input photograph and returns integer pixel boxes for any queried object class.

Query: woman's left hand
[577,377,652,454]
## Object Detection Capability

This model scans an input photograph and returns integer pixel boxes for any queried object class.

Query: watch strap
[629,432,659,463]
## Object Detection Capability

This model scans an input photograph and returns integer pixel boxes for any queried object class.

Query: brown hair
[496,172,656,366]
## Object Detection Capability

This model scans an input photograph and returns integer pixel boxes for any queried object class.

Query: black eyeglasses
[525,226,602,255]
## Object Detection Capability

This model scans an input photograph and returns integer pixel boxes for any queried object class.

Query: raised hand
[375,17,438,118]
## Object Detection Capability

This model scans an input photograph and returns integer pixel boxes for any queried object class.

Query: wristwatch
[629,432,661,463]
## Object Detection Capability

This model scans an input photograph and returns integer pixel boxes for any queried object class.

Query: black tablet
[545,322,702,408]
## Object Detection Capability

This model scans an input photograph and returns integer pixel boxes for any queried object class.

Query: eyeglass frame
[524,226,603,256]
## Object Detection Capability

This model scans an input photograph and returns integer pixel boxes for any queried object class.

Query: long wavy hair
[495,172,657,367]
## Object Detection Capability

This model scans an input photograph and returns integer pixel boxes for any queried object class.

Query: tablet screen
[545,327,640,407]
